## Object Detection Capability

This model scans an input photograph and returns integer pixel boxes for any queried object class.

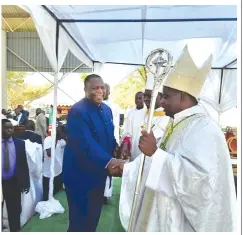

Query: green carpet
[21,178,125,232]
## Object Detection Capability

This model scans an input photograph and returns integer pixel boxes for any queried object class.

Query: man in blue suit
[63,74,125,232]
[13,108,28,125]
[17,105,29,120]
[2,119,30,232]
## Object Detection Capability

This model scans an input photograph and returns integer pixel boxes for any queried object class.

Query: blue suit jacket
[14,113,28,125]
[63,98,117,196]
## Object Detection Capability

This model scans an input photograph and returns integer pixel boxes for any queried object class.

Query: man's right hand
[107,158,126,177]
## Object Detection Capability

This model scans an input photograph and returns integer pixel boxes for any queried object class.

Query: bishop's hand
[139,130,157,157]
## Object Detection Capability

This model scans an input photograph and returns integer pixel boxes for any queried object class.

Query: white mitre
[163,45,213,99]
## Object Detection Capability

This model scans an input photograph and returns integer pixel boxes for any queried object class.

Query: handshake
[107,142,131,177]
[107,158,126,177]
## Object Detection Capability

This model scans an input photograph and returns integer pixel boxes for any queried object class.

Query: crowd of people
[1,46,237,232]
[2,106,67,232]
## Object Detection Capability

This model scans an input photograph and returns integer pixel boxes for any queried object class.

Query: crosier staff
[128,48,173,232]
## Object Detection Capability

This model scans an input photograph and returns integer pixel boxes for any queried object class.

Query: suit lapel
[13,138,20,165]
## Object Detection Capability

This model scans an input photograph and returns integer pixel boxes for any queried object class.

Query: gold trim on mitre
[163,45,213,99]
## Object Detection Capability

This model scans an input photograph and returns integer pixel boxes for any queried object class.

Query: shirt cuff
[145,148,176,198]
[105,158,113,169]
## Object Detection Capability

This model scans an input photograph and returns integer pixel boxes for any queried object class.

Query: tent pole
[223,59,237,68]
[59,17,237,23]
[218,69,224,105]
[42,5,94,63]
[48,21,59,200]
[103,61,236,70]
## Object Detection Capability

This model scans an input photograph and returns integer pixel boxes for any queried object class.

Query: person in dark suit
[17,105,29,120]
[17,120,42,145]
[13,108,28,126]
[2,119,30,232]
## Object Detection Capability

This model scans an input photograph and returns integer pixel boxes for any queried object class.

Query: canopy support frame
[7,47,76,104]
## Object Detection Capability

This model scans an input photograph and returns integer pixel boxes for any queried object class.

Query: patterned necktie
[4,140,10,172]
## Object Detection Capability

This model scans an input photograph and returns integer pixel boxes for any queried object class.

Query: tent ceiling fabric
[45,5,237,68]
[18,5,237,115]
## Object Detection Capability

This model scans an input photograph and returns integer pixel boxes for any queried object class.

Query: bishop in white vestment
[119,46,237,232]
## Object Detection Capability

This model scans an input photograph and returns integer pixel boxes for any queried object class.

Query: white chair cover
[20,140,43,226]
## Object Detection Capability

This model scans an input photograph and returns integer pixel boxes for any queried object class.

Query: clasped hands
[107,158,126,177]
[107,130,157,177]
[107,142,131,177]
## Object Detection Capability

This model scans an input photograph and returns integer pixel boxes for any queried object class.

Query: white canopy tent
[21,5,237,114]
[18,4,237,215]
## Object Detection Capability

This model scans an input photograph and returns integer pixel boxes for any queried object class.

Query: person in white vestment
[42,126,66,201]
[121,92,146,160]
[120,75,169,161]
[103,83,121,204]
[103,83,120,142]
[125,91,145,118]
[119,46,237,232]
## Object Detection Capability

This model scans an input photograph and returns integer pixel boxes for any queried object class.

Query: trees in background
[111,66,147,110]
[7,72,50,109]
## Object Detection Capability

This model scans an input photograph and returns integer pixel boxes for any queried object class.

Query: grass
[21,178,125,232]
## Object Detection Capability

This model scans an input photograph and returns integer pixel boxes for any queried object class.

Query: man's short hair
[136,91,144,96]
[2,119,11,126]
[25,120,35,130]
[17,105,23,109]
[84,74,102,88]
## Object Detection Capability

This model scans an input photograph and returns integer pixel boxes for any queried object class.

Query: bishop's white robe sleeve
[119,156,142,230]
[145,119,236,231]
[145,148,176,198]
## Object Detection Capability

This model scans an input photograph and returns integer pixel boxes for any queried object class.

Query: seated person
[42,126,66,201]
